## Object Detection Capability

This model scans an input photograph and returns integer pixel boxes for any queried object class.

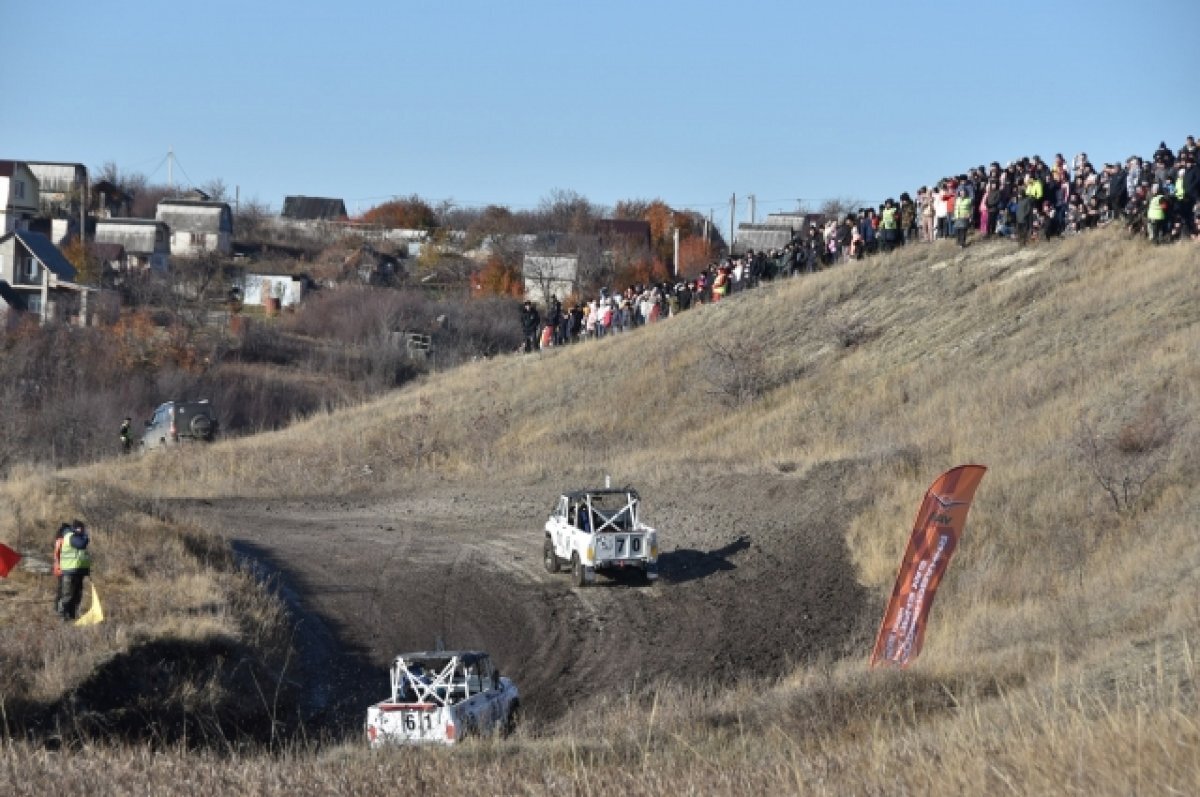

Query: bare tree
[201,178,230,203]
[234,197,273,243]
[538,189,600,234]
[819,197,865,220]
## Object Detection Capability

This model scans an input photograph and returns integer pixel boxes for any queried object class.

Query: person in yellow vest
[55,520,92,621]
[954,187,974,248]
[1146,185,1169,244]
[1024,173,1044,202]
[880,198,899,252]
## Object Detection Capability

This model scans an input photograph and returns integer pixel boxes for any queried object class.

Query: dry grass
[4,229,1200,791]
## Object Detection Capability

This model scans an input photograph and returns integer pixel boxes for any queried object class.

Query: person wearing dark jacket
[1107,164,1127,221]
[984,181,1004,236]
[519,300,540,353]
[1016,193,1034,246]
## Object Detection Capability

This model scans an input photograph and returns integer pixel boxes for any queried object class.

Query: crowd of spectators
[520,134,1198,349]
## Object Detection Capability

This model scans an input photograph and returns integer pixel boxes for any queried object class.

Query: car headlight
[586,545,594,562]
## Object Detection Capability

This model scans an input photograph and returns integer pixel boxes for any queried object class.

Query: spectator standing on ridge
[918,187,935,242]
[1016,189,1035,246]
[119,417,133,453]
[519,299,540,353]
[55,520,92,621]
[880,199,899,251]
[954,187,973,248]
[1147,185,1169,243]
[52,522,70,618]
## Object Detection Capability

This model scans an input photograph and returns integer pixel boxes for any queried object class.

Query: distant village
[2,159,812,330]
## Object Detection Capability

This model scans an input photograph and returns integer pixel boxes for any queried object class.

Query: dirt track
[178,460,876,734]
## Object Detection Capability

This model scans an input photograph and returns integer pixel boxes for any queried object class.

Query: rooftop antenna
[167,146,175,194]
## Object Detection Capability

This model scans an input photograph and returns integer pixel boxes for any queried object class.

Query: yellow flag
[75,583,105,626]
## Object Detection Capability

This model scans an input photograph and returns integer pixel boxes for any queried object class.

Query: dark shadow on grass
[656,535,751,584]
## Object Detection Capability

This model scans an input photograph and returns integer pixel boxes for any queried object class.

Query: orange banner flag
[870,465,987,669]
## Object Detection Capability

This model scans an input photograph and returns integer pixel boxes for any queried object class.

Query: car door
[549,497,569,557]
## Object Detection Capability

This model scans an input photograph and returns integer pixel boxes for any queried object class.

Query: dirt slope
[178,458,875,733]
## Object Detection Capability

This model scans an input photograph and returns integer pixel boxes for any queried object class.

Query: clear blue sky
[4,0,1196,222]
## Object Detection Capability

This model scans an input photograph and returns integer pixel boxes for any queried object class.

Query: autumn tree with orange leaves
[614,197,709,275]
[472,253,524,298]
[361,195,439,229]
[61,238,103,286]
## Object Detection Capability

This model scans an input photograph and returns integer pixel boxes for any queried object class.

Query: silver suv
[141,400,219,450]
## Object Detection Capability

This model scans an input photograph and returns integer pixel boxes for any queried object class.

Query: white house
[156,198,233,257]
[522,253,578,305]
[0,229,92,323]
[239,273,305,307]
[25,161,87,219]
[94,218,171,271]
[0,160,39,235]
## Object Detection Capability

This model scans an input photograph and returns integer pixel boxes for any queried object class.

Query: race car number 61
[404,713,432,731]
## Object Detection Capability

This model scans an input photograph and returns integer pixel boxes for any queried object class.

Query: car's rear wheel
[504,701,520,736]
[571,553,586,587]
[190,414,214,440]
[543,538,561,573]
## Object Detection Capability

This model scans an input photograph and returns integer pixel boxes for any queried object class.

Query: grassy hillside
[4,229,1200,793]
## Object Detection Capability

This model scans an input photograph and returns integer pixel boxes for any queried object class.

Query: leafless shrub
[825,309,877,349]
[1075,394,1181,514]
[703,338,772,407]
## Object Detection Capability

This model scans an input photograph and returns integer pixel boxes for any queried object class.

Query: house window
[189,232,205,246]
[14,180,25,200]
[23,257,38,281]
[26,294,41,314]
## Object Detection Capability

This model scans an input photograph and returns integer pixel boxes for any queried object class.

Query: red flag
[870,465,986,669]
[0,542,21,577]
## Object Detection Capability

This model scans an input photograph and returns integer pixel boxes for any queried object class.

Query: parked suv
[141,400,219,450]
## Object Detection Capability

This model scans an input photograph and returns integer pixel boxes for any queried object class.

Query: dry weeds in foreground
[4,230,1200,791]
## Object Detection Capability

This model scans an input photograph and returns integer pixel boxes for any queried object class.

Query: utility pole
[673,227,680,277]
[729,193,736,252]
[80,169,88,245]
[167,146,174,194]
[748,194,756,224]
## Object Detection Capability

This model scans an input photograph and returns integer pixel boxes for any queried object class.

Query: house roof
[0,279,24,311]
[281,195,348,221]
[0,160,28,178]
[1,230,77,282]
[595,218,652,247]
[158,198,231,210]
[733,223,794,254]
[91,242,126,261]
[156,199,232,233]
[97,217,163,227]
[95,218,166,255]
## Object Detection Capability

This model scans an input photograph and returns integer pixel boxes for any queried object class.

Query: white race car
[365,651,519,746]
[543,487,660,586]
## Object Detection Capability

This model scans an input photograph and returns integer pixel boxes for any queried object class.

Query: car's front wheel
[543,538,561,573]
[571,553,587,587]
[504,701,520,736]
